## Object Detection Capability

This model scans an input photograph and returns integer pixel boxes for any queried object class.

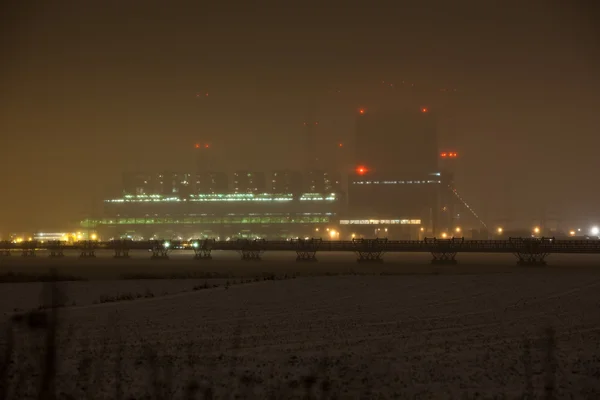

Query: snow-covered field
[0,279,230,316]
[4,265,600,399]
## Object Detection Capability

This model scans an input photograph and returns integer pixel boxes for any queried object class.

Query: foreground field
[0,278,232,316]
[3,266,600,399]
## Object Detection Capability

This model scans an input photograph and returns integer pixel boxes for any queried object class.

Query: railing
[1,237,599,265]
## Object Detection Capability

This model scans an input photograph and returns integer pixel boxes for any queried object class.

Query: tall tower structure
[355,107,438,175]
[303,102,319,171]
[194,143,213,172]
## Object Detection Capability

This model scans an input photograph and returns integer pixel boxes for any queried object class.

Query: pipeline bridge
[2,238,600,265]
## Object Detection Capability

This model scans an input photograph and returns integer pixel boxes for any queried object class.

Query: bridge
[2,238,600,265]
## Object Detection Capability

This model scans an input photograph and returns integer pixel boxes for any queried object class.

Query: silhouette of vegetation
[0,272,85,283]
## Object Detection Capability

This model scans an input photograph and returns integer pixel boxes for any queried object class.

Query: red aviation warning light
[359,108,366,115]
[338,142,343,148]
[204,144,210,149]
[440,152,458,158]
[421,107,429,113]
[195,143,201,149]
[356,165,368,175]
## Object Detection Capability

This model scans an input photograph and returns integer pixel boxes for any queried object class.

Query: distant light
[329,230,337,239]
[497,227,503,234]
[591,226,599,236]
[195,143,201,149]
[338,143,343,147]
[569,230,576,236]
[356,165,368,175]
[440,152,447,158]
[90,233,98,241]
[164,241,170,248]
[455,227,461,233]
[421,107,428,113]
[359,108,365,115]
[533,227,540,234]
[204,144,210,148]
[441,232,447,238]
[351,233,356,238]
[420,227,425,232]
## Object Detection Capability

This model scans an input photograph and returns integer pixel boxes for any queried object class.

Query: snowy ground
[0,279,230,316]
[3,265,600,399]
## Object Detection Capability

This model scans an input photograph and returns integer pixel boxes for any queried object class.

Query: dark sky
[1,0,599,232]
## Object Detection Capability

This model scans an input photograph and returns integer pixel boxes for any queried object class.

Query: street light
[497,227,503,235]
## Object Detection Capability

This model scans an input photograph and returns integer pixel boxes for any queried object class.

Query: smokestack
[194,143,212,172]
[304,102,318,171]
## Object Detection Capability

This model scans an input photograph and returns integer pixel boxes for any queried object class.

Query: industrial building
[83,169,343,240]
[81,106,465,240]
[340,107,453,239]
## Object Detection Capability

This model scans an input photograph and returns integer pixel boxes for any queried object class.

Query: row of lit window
[339,219,422,225]
[84,217,333,225]
[352,180,441,185]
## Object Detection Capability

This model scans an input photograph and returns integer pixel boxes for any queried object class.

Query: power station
[82,106,467,240]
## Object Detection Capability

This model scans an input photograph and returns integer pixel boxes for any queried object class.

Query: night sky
[1,0,599,232]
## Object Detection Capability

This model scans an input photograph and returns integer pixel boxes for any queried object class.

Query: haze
[1,0,599,232]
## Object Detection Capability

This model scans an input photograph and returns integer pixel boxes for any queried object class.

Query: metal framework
[352,238,388,263]
[47,241,65,258]
[293,238,322,262]
[79,241,97,258]
[426,238,458,265]
[191,239,214,260]
[1,237,599,265]
[510,238,550,266]
[236,239,266,261]
[150,240,170,260]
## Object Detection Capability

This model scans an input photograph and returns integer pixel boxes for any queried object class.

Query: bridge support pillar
[511,237,550,266]
[294,238,321,262]
[237,239,265,261]
[353,238,387,263]
[150,241,170,260]
[514,252,548,266]
[48,241,65,258]
[426,237,462,265]
[21,242,36,258]
[430,251,458,265]
[192,239,213,260]
[112,240,131,259]
[79,240,96,258]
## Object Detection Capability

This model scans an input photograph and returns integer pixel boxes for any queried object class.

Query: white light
[192,241,199,248]
[164,241,170,248]
[591,227,599,236]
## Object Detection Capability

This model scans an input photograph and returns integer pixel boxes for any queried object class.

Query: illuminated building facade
[196,171,229,193]
[305,170,341,193]
[345,107,442,238]
[233,171,266,193]
[85,170,343,239]
[271,170,304,194]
